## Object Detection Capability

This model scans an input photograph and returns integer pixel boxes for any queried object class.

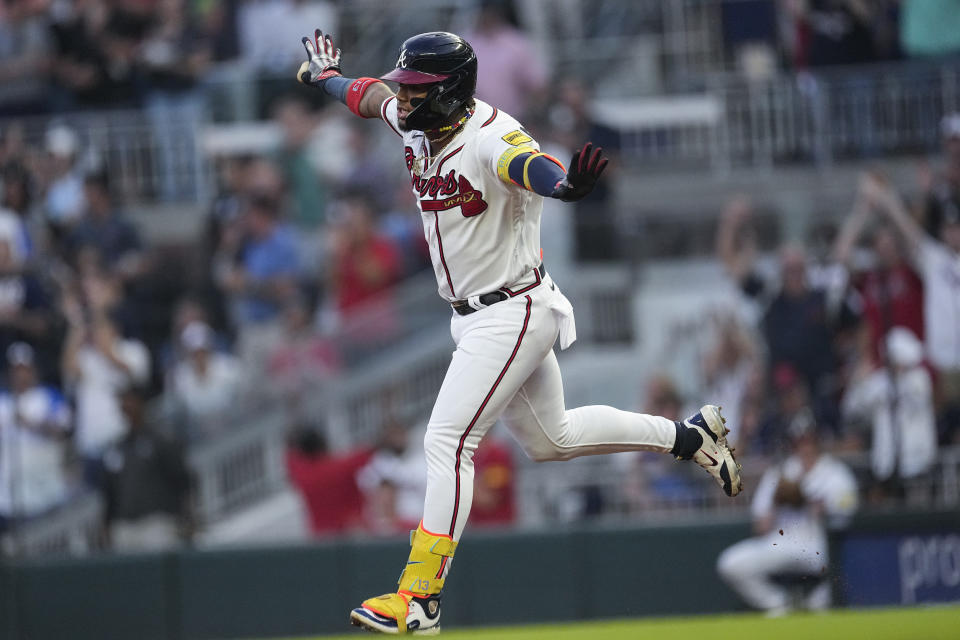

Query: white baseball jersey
[751,453,858,535]
[920,238,960,370]
[379,97,543,301]
[371,93,678,545]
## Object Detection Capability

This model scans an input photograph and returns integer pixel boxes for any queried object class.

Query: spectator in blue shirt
[0,343,73,531]
[237,193,300,324]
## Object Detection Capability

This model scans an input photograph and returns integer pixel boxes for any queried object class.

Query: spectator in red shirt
[285,425,372,537]
[835,174,925,366]
[325,193,403,355]
[855,228,924,365]
[469,433,516,528]
[326,193,402,314]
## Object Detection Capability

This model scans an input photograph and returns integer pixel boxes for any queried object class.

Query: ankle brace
[397,523,457,597]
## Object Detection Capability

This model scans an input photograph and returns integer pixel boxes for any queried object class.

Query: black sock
[670,420,703,459]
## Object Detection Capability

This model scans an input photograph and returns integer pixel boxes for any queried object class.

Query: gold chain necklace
[413,108,475,177]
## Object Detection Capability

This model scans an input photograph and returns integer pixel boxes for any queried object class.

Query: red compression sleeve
[345,77,383,118]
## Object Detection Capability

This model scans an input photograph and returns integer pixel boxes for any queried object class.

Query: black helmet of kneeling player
[381,32,477,131]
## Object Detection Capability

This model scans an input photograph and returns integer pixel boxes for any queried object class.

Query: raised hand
[298,29,342,85]
[551,142,609,202]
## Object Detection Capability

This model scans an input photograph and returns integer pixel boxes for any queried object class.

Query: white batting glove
[298,29,342,85]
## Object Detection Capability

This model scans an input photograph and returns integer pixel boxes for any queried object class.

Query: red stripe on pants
[448,296,533,537]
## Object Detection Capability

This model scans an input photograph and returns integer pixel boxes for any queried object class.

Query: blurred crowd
[4,1,960,119]
[0,0,592,550]
[0,115,202,549]
[0,0,545,119]
[618,114,960,520]
[0,95,447,550]
[1,0,959,553]
[723,114,960,485]
[720,0,960,75]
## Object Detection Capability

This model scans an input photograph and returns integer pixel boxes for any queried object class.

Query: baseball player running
[297,30,742,635]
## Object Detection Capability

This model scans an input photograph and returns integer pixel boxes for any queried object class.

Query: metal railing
[315,272,453,370]
[3,62,956,213]
[2,110,210,205]
[288,0,727,98]
[519,0,727,95]
[314,336,452,450]
[516,445,960,527]
[712,63,960,171]
[183,264,640,525]
[188,407,289,523]
[607,63,960,171]
[561,267,637,345]
[0,491,103,558]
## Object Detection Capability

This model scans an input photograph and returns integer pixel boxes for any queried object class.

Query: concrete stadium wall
[2,511,957,640]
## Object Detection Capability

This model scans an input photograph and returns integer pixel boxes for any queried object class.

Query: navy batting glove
[551,143,609,202]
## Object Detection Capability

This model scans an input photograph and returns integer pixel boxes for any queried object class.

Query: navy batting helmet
[381,32,477,131]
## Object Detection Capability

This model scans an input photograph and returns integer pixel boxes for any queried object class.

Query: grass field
[275,604,960,640]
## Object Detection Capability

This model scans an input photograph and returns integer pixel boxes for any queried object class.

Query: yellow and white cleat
[350,591,442,635]
[349,522,455,634]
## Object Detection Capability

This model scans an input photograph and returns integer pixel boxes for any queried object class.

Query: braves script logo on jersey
[420,174,487,217]
[405,146,488,217]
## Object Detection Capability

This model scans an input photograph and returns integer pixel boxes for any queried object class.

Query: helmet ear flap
[406,83,450,131]
[434,73,465,112]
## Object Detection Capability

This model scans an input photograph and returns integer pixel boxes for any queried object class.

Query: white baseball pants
[716,528,830,612]
[421,279,676,540]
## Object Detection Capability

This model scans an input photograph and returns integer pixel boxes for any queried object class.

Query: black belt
[452,264,546,316]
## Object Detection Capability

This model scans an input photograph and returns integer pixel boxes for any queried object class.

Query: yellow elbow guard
[496,146,537,186]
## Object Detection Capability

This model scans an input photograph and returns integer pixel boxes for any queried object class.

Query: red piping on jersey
[480,108,499,128]
[382,96,402,137]
[500,265,542,296]
[448,295,532,538]
[427,144,465,297]
[434,213,456,298]
[435,144,464,176]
